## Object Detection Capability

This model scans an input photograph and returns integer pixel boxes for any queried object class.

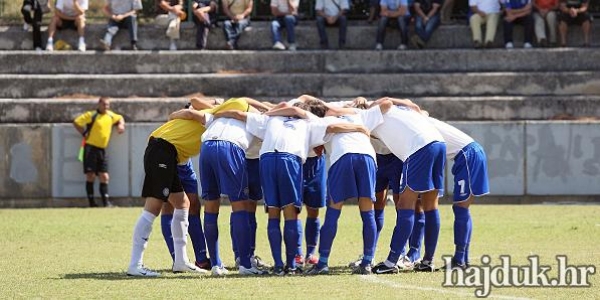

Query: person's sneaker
[411,35,425,49]
[127,265,160,277]
[23,22,31,31]
[100,38,111,51]
[288,43,297,51]
[375,43,383,51]
[251,255,271,269]
[211,265,229,276]
[306,264,329,275]
[105,200,116,208]
[46,43,54,52]
[414,259,436,272]
[397,44,407,50]
[505,42,514,49]
[485,41,494,48]
[538,38,547,47]
[285,266,303,275]
[305,255,318,266]
[169,41,177,51]
[35,47,43,52]
[272,41,286,50]
[226,40,235,50]
[523,42,533,49]
[294,254,305,267]
[271,266,285,276]
[239,265,268,275]
[348,254,363,270]
[397,255,414,271]
[372,262,399,275]
[195,259,212,271]
[131,44,139,51]
[77,41,86,52]
[473,40,482,49]
[173,262,209,274]
[440,259,467,271]
[352,264,373,275]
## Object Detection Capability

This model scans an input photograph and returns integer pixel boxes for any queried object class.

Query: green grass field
[0,205,598,299]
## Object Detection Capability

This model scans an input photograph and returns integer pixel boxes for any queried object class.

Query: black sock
[86,181,95,206]
[99,182,109,206]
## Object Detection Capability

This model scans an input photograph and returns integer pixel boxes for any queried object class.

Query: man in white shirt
[315,0,349,49]
[270,0,300,50]
[46,0,88,51]
[100,0,143,51]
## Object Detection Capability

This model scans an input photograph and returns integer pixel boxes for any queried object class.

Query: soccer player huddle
[126,95,489,277]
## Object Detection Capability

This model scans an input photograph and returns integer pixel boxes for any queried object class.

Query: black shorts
[83,144,108,174]
[559,12,592,25]
[141,137,183,202]
[58,18,78,30]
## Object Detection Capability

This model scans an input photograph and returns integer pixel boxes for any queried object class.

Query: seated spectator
[155,0,185,51]
[21,0,50,51]
[469,0,501,48]
[270,0,299,51]
[192,0,218,50]
[502,0,534,49]
[222,0,253,50]
[315,0,349,49]
[411,0,442,49]
[368,0,381,24]
[100,0,143,51]
[440,0,455,24]
[558,0,591,47]
[46,0,89,52]
[533,0,559,47]
[375,0,410,50]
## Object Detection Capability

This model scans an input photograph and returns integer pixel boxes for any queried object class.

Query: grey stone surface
[0,124,51,199]
[50,124,130,198]
[1,71,599,98]
[1,21,598,51]
[525,121,600,195]
[447,122,526,196]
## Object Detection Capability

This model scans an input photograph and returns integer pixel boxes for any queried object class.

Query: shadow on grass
[59,266,356,280]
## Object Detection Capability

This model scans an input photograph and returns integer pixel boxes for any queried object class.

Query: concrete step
[2,48,600,74]
[0,72,598,98]
[2,21,598,51]
[3,95,599,123]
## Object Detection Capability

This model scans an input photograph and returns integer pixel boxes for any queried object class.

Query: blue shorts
[246,158,263,201]
[375,153,403,194]
[302,156,327,209]
[328,153,377,204]
[200,140,248,201]
[177,160,198,194]
[400,141,446,194]
[260,152,303,209]
[452,142,490,202]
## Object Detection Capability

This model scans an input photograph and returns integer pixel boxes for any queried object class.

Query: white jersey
[371,136,392,155]
[202,113,253,150]
[427,117,474,159]
[56,0,88,17]
[317,105,384,166]
[246,114,322,162]
[245,138,262,159]
[372,106,444,161]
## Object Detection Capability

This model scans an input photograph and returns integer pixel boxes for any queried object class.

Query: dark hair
[292,102,309,111]
[307,102,329,118]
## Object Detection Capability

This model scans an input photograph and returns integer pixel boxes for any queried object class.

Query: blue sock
[160,214,175,260]
[188,214,208,262]
[423,209,441,262]
[296,219,303,257]
[407,211,425,262]
[453,206,470,264]
[305,217,319,257]
[231,211,251,268]
[285,220,299,268]
[374,209,385,244]
[248,211,257,257]
[267,218,284,267]
[360,210,377,266]
[317,207,341,268]
[386,209,414,264]
[203,212,221,267]
[230,215,239,261]
[465,214,473,265]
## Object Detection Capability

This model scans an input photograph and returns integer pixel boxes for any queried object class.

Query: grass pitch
[0,204,598,299]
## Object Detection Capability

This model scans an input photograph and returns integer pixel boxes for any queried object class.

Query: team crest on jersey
[162,188,170,197]
[283,119,297,130]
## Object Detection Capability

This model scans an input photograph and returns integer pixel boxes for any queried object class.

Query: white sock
[129,210,156,269]
[79,36,85,45]
[172,208,190,266]
[384,260,396,268]
[47,37,53,44]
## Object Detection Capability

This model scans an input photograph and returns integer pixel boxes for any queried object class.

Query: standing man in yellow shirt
[73,97,125,207]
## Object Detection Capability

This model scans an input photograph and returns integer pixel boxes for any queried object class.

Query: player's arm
[168,109,208,124]
[213,110,249,121]
[73,121,85,136]
[375,97,421,112]
[115,117,125,134]
[189,97,215,110]
[238,97,272,112]
[326,123,370,136]
[265,105,309,119]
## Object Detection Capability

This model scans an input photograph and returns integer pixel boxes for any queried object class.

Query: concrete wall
[0,121,599,207]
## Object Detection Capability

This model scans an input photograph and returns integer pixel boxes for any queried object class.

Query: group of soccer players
[125,95,489,277]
